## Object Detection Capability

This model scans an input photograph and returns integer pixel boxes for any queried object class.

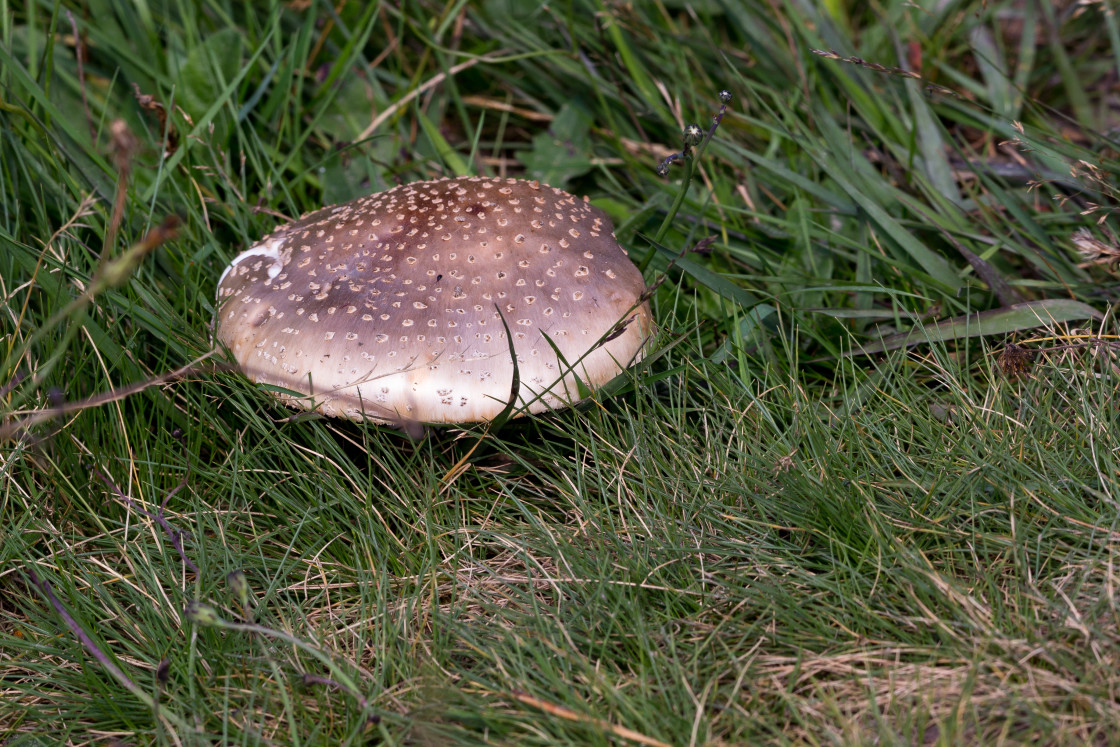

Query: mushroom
[214,176,653,426]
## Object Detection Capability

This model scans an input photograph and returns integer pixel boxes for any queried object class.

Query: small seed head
[183,601,223,627]
[683,124,703,147]
[227,569,250,609]
[718,89,732,104]
[656,162,670,177]
[997,344,1036,379]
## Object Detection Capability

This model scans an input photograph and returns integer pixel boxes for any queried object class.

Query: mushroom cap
[215,176,653,425]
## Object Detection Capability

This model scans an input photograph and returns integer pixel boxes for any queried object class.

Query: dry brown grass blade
[460,95,554,122]
[439,430,488,493]
[358,51,509,140]
[510,690,673,747]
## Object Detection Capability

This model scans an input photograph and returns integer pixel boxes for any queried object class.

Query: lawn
[2,0,1119,744]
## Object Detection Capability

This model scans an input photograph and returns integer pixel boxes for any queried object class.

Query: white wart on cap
[215,176,653,425]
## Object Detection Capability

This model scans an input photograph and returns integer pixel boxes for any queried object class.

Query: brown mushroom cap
[215,176,653,425]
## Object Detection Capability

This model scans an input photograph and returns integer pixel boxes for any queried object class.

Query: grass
[2,0,1120,744]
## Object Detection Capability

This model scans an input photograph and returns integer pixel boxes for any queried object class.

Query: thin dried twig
[0,352,225,441]
[94,467,199,575]
[29,571,142,695]
[29,570,189,734]
[301,673,380,723]
[811,49,959,97]
[103,119,140,253]
[65,10,97,142]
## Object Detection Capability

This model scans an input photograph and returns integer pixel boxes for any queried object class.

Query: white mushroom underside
[215,176,653,424]
[218,236,290,289]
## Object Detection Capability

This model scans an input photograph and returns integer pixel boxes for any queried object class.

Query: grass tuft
[3,0,1120,744]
